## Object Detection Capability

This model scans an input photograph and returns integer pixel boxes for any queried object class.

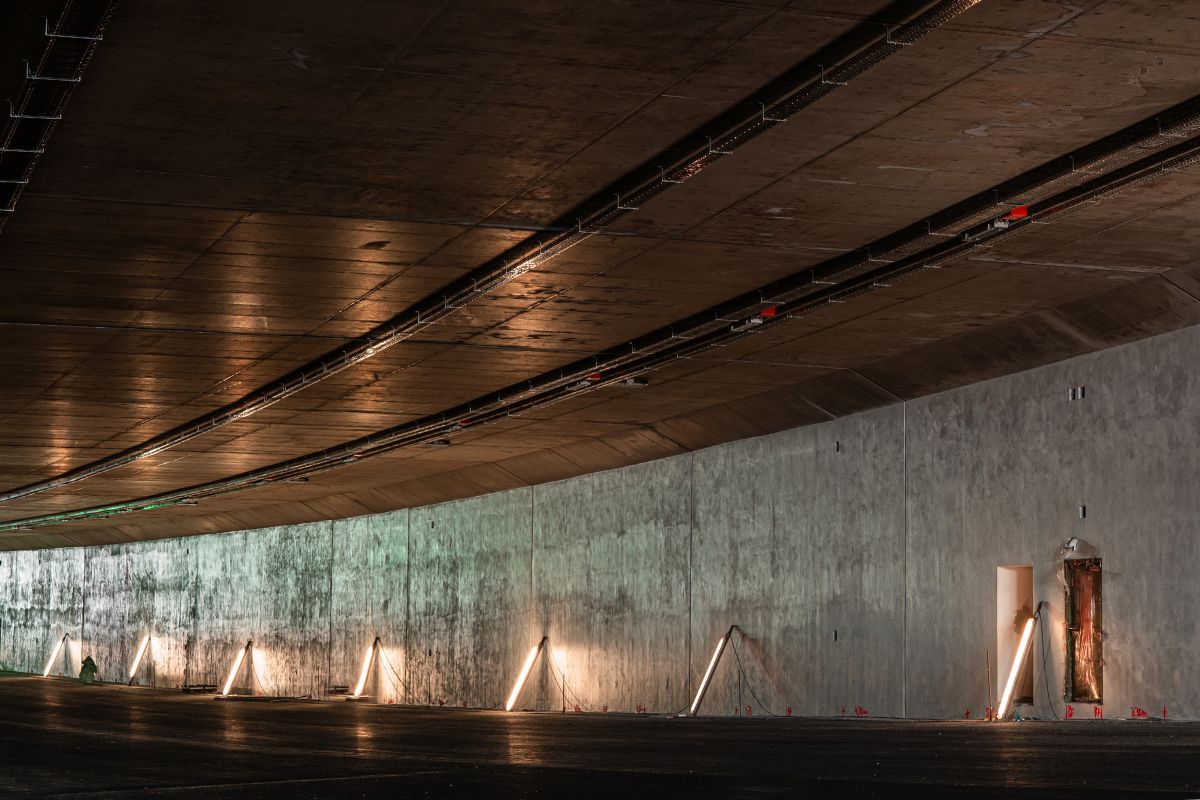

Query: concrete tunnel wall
[2,323,1199,719]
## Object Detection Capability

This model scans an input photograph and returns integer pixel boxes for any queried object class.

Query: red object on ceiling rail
[1002,205,1029,220]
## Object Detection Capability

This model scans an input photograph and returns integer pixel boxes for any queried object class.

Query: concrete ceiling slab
[4,0,1200,545]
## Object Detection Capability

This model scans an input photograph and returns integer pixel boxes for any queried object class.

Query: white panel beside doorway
[997,565,1034,705]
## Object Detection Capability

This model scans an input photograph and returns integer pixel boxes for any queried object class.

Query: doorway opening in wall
[997,565,1034,707]
[1064,558,1103,704]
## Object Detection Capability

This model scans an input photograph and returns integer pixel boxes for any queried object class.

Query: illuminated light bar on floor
[688,625,738,717]
[221,640,253,697]
[128,634,151,684]
[996,603,1043,721]
[505,636,547,712]
[351,637,381,699]
[42,633,69,678]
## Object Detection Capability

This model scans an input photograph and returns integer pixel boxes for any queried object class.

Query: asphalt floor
[2,674,1198,798]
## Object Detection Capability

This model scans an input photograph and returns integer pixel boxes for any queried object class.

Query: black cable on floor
[729,635,780,717]
[1038,613,1059,720]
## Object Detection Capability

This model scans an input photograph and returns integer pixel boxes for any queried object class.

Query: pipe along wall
[2,323,1199,719]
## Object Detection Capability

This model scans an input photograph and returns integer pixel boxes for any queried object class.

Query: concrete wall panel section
[330,511,409,703]
[192,529,264,693]
[182,523,334,697]
[691,408,906,718]
[0,549,48,674]
[3,325,1200,719]
[254,522,334,699]
[42,548,85,678]
[1074,329,1200,720]
[903,375,1074,719]
[145,539,193,689]
[904,325,1200,720]
[533,458,691,713]
[407,490,533,709]
[81,545,133,684]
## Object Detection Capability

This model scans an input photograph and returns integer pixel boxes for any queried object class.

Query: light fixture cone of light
[997,617,1036,720]
[221,641,252,697]
[689,631,730,716]
[505,637,546,712]
[352,638,380,698]
[128,634,151,681]
[42,634,67,678]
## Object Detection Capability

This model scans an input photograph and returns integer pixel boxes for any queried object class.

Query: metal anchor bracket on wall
[924,220,958,238]
[761,103,785,123]
[886,26,914,46]
[819,65,847,86]
[44,17,103,40]
[25,61,80,83]
[707,136,733,156]
[9,101,63,121]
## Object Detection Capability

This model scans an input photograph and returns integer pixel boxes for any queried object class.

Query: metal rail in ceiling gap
[0,0,985,507]
[0,0,118,223]
[5,111,1200,534]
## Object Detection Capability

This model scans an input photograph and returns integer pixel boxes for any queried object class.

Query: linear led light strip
[996,618,1035,721]
[689,625,737,717]
[505,636,548,712]
[996,602,1044,720]
[221,640,253,697]
[352,637,381,699]
[6,121,1200,534]
[128,633,151,683]
[0,0,985,509]
[42,633,69,677]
